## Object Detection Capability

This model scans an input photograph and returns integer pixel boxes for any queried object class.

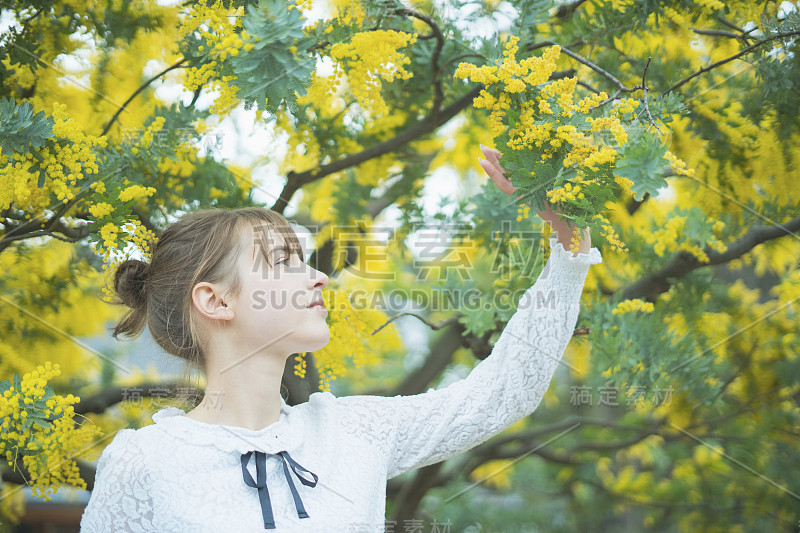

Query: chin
[307,332,331,352]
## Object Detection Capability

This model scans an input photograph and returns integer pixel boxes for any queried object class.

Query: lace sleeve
[326,234,602,480]
[80,428,155,532]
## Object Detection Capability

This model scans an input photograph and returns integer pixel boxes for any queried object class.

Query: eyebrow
[270,246,289,257]
[253,245,288,260]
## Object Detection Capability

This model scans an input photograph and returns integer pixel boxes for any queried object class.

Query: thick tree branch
[73,381,195,415]
[272,85,484,213]
[365,319,467,397]
[619,215,800,301]
[389,462,444,526]
[715,15,759,41]
[273,66,577,214]
[0,190,88,252]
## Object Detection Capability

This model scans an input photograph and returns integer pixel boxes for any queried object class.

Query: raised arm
[80,429,155,532]
[319,233,601,479]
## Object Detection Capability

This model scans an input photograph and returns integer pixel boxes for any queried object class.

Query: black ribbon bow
[240,450,319,530]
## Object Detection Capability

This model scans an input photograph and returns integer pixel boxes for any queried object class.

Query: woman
[79,146,601,531]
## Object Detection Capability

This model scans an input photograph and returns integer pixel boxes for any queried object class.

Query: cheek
[244,285,306,315]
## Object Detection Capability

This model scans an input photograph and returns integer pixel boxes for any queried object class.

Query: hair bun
[114,259,150,309]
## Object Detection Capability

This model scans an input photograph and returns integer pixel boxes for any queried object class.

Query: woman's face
[230,223,330,359]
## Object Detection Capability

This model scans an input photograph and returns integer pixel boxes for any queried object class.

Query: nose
[308,267,329,290]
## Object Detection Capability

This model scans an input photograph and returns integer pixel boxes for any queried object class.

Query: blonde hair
[111,207,305,406]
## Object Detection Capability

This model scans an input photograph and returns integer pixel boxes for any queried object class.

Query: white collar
[151,395,304,455]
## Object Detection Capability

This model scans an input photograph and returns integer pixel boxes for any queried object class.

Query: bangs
[249,215,305,268]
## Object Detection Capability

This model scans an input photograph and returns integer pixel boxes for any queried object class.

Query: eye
[276,256,290,266]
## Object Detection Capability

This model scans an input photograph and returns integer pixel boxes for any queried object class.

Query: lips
[307,298,325,308]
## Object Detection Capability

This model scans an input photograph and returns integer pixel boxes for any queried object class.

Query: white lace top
[79,235,602,532]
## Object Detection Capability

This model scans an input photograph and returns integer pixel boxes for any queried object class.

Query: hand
[478,144,562,227]
[479,144,591,255]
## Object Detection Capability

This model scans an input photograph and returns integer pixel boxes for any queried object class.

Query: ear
[192,282,235,322]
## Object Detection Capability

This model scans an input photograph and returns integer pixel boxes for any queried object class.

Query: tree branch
[272,84,484,213]
[394,8,445,117]
[101,57,188,137]
[371,313,459,336]
[665,30,800,94]
[73,381,196,415]
[528,41,637,94]
[619,214,800,301]
[554,0,590,19]
[2,457,99,492]
[639,56,660,132]
[691,27,746,40]
[0,190,88,253]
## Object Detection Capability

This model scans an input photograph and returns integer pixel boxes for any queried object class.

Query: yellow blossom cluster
[645,214,727,262]
[88,202,114,218]
[694,0,726,13]
[295,73,347,120]
[454,36,659,256]
[516,204,531,222]
[136,116,166,150]
[612,298,655,315]
[292,352,308,379]
[661,5,688,26]
[119,184,157,203]
[1,57,36,91]
[470,458,514,490]
[212,29,250,62]
[158,141,198,202]
[301,284,400,391]
[664,150,695,177]
[97,220,157,302]
[179,0,250,112]
[0,362,97,501]
[611,97,640,115]
[456,38,561,137]
[509,120,553,150]
[560,125,619,170]
[184,61,218,93]
[210,75,242,116]
[330,0,366,26]
[0,103,107,211]
[575,91,608,113]
[587,115,628,145]
[274,109,324,174]
[179,0,242,48]
[546,181,586,203]
[456,36,631,179]
[330,30,418,116]
[595,212,628,254]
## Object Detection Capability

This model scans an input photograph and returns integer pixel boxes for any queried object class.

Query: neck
[186,347,289,431]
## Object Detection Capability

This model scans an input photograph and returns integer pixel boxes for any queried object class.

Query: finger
[480,144,506,173]
[484,147,508,173]
[480,144,500,164]
[479,158,517,195]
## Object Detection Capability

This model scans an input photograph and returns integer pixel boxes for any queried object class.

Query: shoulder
[305,390,390,416]
[95,422,166,473]
[305,390,399,433]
